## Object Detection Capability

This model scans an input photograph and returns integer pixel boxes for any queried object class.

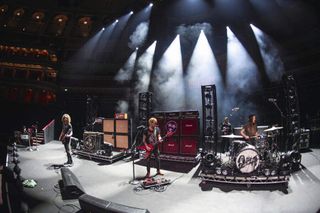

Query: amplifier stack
[150,111,200,157]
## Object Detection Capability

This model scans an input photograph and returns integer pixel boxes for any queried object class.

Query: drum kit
[221,126,283,174]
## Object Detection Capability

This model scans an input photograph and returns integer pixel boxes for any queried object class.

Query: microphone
[137,125,145,129]
[232,107,240,111]
[268,98,277,102]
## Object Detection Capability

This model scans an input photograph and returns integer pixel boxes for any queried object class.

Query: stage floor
[11,140,320,213]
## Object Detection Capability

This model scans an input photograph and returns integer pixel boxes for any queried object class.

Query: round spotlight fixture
[216,167,222,175]
[222,169,228,176]
[149,3,153,7]
[130,11,133,15]
[102,27,105,31]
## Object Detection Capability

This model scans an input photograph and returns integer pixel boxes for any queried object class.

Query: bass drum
[235,145,260,173]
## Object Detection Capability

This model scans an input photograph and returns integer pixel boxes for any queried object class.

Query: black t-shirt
[62,124,72,139]
[143,127,160,145]
[221,122,232,135]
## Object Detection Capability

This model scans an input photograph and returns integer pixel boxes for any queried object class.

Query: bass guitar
[137,131,174,159]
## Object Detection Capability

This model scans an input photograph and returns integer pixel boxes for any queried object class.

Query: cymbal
[263,126,283,132]
[221,134,243,138]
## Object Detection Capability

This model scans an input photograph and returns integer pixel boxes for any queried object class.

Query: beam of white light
[127,4,153,50]
[64,29,104,72]
[133,41,157,115]
[250,24,284,82]
[115,49,138,82]
[185,30,221,109]
[135,41,157,93]
[153,35,185,110]
[225,26,260,125]
[226,26,259,91]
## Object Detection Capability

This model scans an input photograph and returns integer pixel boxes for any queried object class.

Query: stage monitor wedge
[79,193,150,213]
[60,167,85,200]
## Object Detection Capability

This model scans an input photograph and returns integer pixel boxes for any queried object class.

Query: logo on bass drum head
[166,120,177,133]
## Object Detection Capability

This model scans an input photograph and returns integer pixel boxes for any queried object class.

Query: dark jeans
[146,145,160,173]
[63,137,71,153]
[63,137,72,163]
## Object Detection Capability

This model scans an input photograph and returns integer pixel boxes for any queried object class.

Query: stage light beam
[250,24,284,82]
[152,35,185,110]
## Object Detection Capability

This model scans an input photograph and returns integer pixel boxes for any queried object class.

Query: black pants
[221,138,231,153]
[63,137,72,163]
[146,145,160,173]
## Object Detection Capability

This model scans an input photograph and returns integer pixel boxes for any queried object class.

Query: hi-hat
[264,126,283,132]
[221,134,243,138]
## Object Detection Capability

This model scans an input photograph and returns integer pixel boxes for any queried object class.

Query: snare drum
[235,144,260,173]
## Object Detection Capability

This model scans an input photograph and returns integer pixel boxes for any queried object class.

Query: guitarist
[142,117,164,178]
[240,114,260,146]
[59,114,73,166]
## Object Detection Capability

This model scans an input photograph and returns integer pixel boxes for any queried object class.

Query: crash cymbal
[263,126,283,132]
[221,134,243,138]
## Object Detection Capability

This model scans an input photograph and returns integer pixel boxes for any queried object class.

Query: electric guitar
[138,131,174,159]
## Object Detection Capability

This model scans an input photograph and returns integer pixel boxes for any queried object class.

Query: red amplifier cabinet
[180,136,199,156]
[181,118,199,135]
[163,118,179,136]
[162,136,179,154]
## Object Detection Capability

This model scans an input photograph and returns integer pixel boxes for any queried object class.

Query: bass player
[142,117,172,178]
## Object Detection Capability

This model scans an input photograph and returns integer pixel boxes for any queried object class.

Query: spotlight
[115,19,119,23]
[149,3,153,7]
[130,11,133,15]
[135,47,139,50]
[102,27,105,31]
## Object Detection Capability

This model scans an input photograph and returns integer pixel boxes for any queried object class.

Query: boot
[156,170,164,176]
[64,153,73,166]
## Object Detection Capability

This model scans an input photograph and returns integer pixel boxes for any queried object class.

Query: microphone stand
[271,101,287,151]
[129,127,144,185]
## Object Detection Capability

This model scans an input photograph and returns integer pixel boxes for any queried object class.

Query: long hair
[61,114,71,124]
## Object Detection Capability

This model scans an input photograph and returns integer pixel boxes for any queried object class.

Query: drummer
[240,114,260,145]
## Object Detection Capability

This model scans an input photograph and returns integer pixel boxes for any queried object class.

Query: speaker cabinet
[103,119,130,149]
[60,167,85,200]
[115,135,129,149]
[162,136,179,154]
[115,119,129,133]
[103,119,114,132]
[83,131,103,153]
[180,136,198,156]
[181,118,199,135]
[79,193,150,213]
